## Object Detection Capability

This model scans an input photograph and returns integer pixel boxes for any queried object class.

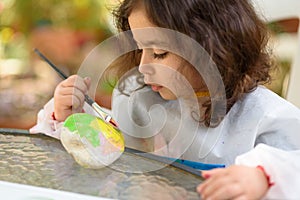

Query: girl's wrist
[51,109,85,121]
[256,165,275,188]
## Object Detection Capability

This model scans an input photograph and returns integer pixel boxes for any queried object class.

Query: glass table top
[0,130,203,200]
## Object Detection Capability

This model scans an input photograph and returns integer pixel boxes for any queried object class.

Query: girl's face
[128,2,206,100]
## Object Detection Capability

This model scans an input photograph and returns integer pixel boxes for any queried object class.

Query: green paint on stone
[64,113,102,147]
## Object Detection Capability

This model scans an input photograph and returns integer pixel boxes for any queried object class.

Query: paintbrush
[34,48,115,125]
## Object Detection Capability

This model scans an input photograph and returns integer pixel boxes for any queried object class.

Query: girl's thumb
[84,77,91,89]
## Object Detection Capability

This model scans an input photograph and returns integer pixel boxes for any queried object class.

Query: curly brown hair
[109,0,273,127]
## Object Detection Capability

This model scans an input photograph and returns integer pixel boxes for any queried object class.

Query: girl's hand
[197,165,269,200]
[54,75,91,121]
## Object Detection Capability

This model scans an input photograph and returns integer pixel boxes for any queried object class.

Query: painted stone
[61,113,125,169]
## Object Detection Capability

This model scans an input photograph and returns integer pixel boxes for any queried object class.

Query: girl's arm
[197,144,300,199]
[235,144,300,199]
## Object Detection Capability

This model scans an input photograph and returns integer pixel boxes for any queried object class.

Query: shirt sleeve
[235,143,300,199]
[29,98,63,139]
[255,97,300,150]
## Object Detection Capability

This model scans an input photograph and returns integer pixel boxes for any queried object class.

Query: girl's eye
[137,49,168,60]
[153,52,168,60]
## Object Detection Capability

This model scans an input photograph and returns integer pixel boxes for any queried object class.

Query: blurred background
[0,0,117,129]
[0,0,299,129]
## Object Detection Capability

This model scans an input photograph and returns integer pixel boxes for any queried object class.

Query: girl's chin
[158,90,177,100]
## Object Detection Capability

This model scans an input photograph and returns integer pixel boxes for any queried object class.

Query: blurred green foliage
[0,0,112,33]
[0,0,114,60]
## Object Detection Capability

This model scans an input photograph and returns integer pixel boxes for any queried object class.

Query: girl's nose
[138,50,155,75]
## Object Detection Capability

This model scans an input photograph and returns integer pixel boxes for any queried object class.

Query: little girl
[31,0,300,199]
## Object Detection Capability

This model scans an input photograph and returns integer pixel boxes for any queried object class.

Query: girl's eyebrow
[133,38,169,49]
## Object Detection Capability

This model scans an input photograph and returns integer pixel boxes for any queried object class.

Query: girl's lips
[150,85,163,92]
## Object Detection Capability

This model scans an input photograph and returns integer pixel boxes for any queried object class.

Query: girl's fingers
[205,183,243,200]
[201,168,224,178]
[198,168,237,199]
[233,194,248,200]
[198,169,225,192]
[56,90,83,109]
[57,87,85,106]
[53,75,91,121]
[61,75,89,94]
[199,174,228,199]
